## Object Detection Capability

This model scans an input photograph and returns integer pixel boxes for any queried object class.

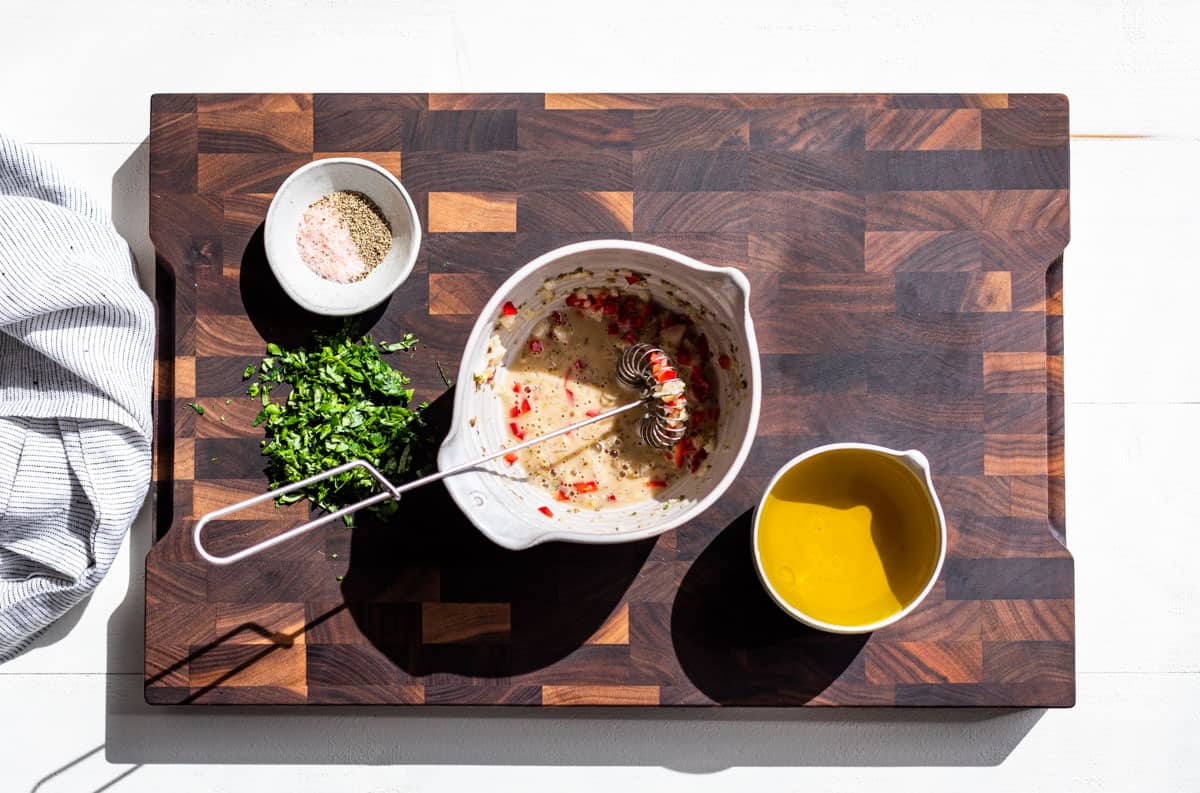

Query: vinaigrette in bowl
[492,280,721,511]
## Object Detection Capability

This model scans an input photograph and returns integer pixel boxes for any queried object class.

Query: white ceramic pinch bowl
[263,157,420,316]
[439,240,762,550]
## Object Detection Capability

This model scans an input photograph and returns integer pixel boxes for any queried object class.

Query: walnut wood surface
[147,93,1073,706]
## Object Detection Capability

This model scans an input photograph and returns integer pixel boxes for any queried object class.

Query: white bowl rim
[751,442,949,635]
[438,238,763,549]
[263,156,422,316]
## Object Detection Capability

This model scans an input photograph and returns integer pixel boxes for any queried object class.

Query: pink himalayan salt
[296,201,372,283]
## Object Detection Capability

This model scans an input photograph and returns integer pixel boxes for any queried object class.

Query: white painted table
[2,1,1197,790]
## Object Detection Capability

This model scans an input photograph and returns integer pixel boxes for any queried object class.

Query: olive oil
[756,449,940,628]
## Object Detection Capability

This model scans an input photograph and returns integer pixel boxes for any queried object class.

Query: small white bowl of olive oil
[752,443,947,634]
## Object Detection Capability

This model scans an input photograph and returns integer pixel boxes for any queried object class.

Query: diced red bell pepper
[565,294,584,308]
[585,408,600,418]
[624,273,643,284]
[503,452,518,465]
[509,422,525,440]
[646,480,668,488]
[528,338,543,354]
[556,489,570,502]
[718,354,731,370]
[538,506,554,517]
[511,380,521,393]
[510,405,521,418]
[655,368,677,383]
[690,449,708,473]
[602,301,618,315]
[607,322,619,336]
[521,398,531,415]
[673,439,692,468]
[572,481,599,493]
[606,494,617,501]
[502,301,518,316]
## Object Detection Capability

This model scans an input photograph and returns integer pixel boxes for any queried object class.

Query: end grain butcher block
[146,93,1073,707]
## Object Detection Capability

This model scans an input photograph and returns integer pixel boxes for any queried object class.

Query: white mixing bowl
[438,240,761,550]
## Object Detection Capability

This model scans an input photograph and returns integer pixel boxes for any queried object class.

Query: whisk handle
[192,459,400,566]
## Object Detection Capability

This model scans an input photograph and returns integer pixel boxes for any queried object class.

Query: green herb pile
[244,329,428,524]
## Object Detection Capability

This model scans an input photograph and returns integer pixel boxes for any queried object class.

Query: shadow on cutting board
[340,388,655,682]
[671,509,870,705]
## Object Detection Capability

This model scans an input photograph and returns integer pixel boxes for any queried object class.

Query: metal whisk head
[617,343,689,450]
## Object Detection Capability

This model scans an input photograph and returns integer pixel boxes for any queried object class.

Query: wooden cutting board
[146,93,1073,706]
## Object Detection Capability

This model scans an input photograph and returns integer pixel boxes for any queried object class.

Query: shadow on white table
[46,145,1044,784]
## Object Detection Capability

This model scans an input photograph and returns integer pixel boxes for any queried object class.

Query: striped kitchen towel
[0,135,154,662]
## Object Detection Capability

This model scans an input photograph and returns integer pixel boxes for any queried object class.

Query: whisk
[193,343,690,565]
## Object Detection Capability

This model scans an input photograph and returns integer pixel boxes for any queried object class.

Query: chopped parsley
[244,328,429,525]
